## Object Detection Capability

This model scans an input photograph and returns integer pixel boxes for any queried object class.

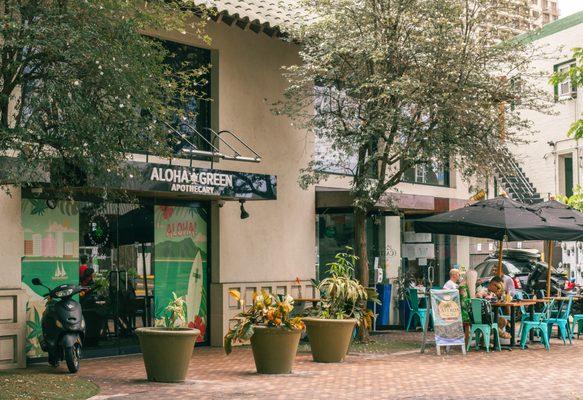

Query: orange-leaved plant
[223,290,304,355]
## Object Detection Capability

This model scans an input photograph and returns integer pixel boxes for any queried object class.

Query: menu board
[430,289,465,347]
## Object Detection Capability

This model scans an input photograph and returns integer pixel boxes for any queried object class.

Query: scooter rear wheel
[64,345,80,373]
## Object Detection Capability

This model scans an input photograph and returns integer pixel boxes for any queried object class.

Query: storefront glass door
[22,196,210,360]
[79,201,155,356]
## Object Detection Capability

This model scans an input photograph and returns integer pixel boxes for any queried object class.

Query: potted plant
[224,290,304,374]
[304,250,378,363]
[396,271,415,329]
[136,292,200,383]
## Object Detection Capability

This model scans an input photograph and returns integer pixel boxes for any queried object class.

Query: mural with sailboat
[21,199,79,357]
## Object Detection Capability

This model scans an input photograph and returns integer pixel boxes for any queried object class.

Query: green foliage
[314,248,379,331]
[550,48,583,138]
[0,0,211,192]
[556,185,583,212]
[396,271,416,301]
[278,0,550,212]
[160,292,188,329]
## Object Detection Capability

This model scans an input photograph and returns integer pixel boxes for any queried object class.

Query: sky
[558,0,583,16]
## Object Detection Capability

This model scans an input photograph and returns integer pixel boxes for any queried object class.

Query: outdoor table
[492,300,537,348]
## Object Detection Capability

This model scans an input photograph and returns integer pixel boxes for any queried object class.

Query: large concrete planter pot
[250,325,302,374]
[136,327,200,383]
[304,317,357,363]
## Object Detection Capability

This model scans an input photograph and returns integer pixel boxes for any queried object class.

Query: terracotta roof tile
[199,0,305,30]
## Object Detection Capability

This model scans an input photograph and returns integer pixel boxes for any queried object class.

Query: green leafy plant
[223,290,305,355]
[396,271,416,301]
[158,292,187,329]
[556,185,583,212]
[313,249,379,331]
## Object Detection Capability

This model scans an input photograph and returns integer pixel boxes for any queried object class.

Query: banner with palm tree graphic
[154,205,208,342]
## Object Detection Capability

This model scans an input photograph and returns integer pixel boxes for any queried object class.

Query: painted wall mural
[154,205,208,342]
[21,199,80,358]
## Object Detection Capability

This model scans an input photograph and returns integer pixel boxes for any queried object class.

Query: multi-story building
[488,0,560,39]
[470,11,583,264]
[529,0,561,27]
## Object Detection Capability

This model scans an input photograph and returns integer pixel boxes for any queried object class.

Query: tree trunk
[354,208,369,287]
[354,208,371,342]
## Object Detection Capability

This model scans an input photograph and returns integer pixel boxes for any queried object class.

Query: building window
[554,60,577,101]
[403,161,450,187]
[157,39,212,154]
[542,0,548,9]
[543,13,550,23]
[531,0,538,5]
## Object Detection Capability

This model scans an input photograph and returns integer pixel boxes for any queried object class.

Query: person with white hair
[443,268,460,290]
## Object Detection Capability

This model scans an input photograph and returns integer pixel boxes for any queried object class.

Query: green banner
[154,205,208,342]
[21,199,80,357]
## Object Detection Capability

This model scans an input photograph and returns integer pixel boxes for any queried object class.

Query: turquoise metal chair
[467,298,501,352]
[572,314,583,339]
[520,298,555,351]
[546,297,573,345]
[405,288,430,331]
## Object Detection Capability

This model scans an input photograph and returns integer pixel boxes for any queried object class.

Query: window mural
[21,199,80,357]
[154,205,208,342]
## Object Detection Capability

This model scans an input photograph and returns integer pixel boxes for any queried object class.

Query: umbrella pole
[546,241,553,298]
[497,239,504,277]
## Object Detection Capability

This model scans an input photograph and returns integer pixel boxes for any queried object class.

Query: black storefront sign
[123,162,277,201]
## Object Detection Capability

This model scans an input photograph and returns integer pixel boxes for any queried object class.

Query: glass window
[556,63,576,100]
[317,212,382,284]
[403,161,450,187]
[157,40,212,153]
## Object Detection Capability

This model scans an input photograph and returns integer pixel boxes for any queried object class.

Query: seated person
[502,274,516,298]
[443,268,460,290]
[486,276,511,339]
[487,276,505,299]
[79,255,94,286]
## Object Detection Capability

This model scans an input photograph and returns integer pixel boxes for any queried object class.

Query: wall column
[0,188,26,369]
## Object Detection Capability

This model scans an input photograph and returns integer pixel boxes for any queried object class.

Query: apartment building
[470,11,583,264]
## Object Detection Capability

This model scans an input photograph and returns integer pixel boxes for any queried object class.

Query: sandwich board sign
[430,289,466,355]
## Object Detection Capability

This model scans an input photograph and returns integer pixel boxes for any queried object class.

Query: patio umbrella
[532,200,583,297]
[414,196,583,277]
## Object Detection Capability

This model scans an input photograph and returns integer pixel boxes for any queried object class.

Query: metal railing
[164,122,262,163]
[494,148,539,204]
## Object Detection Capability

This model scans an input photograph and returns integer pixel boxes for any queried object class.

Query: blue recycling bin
[375,283,392,326]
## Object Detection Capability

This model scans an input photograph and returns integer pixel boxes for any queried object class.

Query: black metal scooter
[31,277,86,373]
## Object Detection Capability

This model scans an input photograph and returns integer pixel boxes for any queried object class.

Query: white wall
[512,23,583,197]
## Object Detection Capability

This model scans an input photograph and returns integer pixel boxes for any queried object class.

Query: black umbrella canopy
[414,197,583,242]
[532,199,583,225]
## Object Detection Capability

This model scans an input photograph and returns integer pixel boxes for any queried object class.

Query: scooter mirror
[31,278,42,286]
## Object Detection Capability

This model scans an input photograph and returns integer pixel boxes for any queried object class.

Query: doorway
[78,199,210,356]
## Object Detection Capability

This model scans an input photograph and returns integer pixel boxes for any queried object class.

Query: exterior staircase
[495,148,544,204]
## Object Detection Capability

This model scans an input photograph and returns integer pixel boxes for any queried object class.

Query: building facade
[0,1,316,368]
[470,11,583,267]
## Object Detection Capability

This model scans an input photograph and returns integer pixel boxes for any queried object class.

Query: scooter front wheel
[64,345,80,373]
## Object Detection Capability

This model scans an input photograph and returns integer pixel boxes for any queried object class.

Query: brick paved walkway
[36,332,583,400]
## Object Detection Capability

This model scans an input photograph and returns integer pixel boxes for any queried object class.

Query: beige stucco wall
[319,168,473,202]
[154,21,314,284]
[512,23,583,198]
[152,21,315,345]
[0,188,23,289]
[0,187,26,368]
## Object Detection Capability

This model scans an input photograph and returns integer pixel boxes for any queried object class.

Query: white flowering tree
[0,1,210,191]
[280,0,550,285]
